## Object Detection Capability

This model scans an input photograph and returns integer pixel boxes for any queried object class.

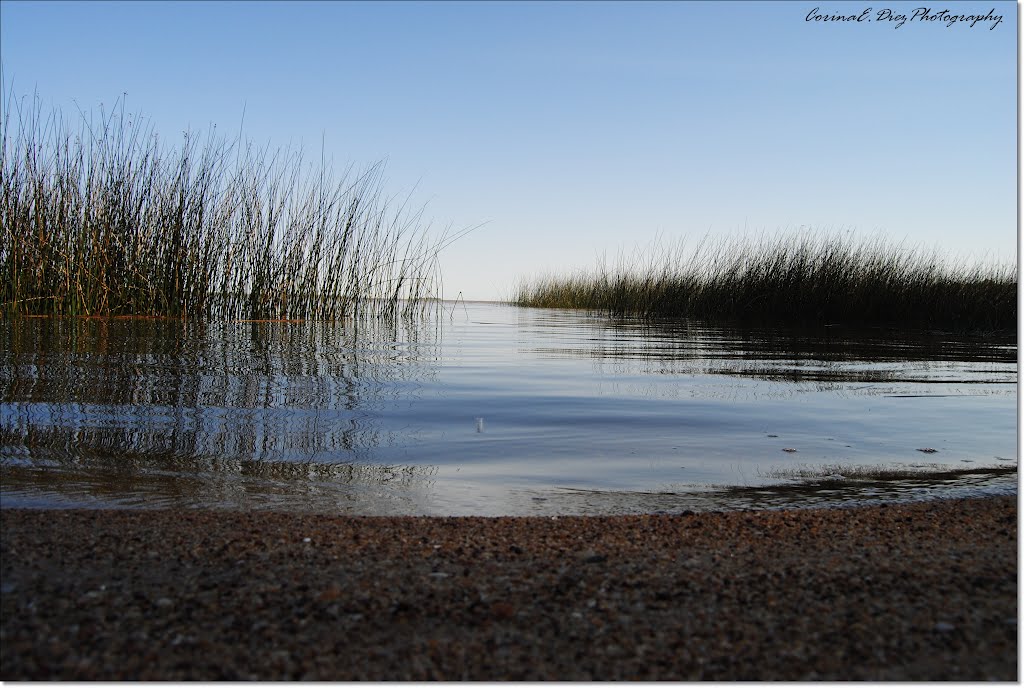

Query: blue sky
[1,0,1017,300]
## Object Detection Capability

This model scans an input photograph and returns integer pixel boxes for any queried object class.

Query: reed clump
[1,94,460,320]
[514,232,1016,331]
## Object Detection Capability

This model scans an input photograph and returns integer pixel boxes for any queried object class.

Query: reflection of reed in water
[0,316,442,477]
[507,463,1018,516]
[522,312,1017,387]
[0,456,439,514]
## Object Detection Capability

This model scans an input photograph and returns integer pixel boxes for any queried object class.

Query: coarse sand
[0,496,1017,680]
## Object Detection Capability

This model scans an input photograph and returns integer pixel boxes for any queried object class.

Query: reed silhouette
[1,92,469,320]
[514,232,1015,331]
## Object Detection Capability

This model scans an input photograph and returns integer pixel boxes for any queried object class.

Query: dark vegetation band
[514,233,1016,332]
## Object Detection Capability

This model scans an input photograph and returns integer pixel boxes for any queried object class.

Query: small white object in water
[475,417,485,433]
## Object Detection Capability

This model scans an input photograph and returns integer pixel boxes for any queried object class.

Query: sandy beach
[0,496,1017,680]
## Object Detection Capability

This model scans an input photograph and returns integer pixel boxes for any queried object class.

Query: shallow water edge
[1,302,1016,516]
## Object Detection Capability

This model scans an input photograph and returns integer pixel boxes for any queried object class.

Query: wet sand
[0,496,1017,680]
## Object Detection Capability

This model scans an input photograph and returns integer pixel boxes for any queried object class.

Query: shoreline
[1,496,1017,680]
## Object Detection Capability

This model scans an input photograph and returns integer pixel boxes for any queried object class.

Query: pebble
[0,497,1015,681]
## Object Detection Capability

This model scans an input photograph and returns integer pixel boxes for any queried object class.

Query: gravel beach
[1,496,1017,680]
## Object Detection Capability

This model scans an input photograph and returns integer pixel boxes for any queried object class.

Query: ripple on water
[0,303,1017,515]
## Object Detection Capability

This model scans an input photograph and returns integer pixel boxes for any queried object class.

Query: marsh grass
[1,92,467,320]
[515,232,1016,331]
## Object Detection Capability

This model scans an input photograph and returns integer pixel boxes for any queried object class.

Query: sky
[0,0,1017,301]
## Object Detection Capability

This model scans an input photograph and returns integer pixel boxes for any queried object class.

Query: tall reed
[1,93,460,320]
[514,232,1016,331]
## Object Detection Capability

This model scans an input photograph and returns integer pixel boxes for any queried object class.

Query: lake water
[0,302,1017,515]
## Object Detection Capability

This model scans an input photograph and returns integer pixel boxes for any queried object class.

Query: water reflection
[0,304,1017,515]
[521,311,1015,387]
[1,316,442,474]
[490,465,1018,517]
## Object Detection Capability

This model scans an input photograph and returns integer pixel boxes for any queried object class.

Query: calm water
[0,302,1017,515]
